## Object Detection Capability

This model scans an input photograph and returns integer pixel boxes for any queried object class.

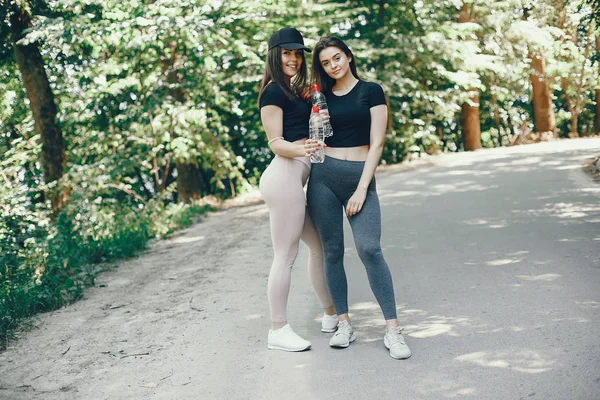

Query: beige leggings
[259,155,333,323]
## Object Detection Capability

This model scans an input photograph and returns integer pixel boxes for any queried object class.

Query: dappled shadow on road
[512,202,600,226]
[409,376,477,398]
[455,350,555,374]
[377,143,600,270]
[380,180,499,200]
[342,302,483,343]
[379,144,600,216]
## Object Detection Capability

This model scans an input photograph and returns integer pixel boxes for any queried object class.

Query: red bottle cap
[312,105,319,113]
[312,84,319,92]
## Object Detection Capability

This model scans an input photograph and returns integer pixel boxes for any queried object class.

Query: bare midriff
[325,145,369,161]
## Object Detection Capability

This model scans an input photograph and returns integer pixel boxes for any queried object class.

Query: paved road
[1,138,599,399]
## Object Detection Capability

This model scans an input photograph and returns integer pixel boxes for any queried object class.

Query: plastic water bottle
[311,84,333,137]
[309,105,325,164]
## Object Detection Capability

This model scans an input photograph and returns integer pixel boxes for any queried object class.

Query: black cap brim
[280,43,312,52]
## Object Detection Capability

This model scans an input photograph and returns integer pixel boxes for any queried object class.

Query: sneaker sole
[388,352,412,360]
[268,344,311,352]
[321,327,338,333]
[330,332,356,348]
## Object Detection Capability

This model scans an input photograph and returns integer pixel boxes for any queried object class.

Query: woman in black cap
[258,28,337,352]
[307,36,411,359]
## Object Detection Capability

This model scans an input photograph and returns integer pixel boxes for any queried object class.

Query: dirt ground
[0,197,278,398]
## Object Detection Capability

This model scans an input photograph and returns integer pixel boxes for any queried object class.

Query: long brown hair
[258,47,308,105]
[311,36,360,93]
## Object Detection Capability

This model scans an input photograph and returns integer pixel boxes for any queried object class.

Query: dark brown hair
[311,36,360,92]
[258,46,308,105]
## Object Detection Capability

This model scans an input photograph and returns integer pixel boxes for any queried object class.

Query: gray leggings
[307,156,397,320]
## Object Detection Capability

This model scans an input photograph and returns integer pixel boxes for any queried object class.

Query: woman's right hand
[304,139,324,158]
[309,110,330,124]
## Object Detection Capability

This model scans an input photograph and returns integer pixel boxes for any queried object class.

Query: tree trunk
[462,89,482,150]
[524,7,556,135]
[596,37,600,133]
[175,162,205,203]
[9,5,66,213]
[459,3,482,151]
[164,41,203,203]
[530,53,556,134]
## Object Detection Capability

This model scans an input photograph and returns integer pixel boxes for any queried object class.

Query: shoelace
[388,327,405,345]
[335,323,351,337]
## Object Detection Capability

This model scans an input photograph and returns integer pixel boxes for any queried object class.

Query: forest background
[1,0,599,347]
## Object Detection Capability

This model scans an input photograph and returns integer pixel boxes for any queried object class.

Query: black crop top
[324,80,387,148]
[259,83,311,142]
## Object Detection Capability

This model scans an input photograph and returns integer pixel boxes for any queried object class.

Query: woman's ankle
[271,321,287,330]
[385,318,399,331]
[338,314,351,324]
[323,305,336,316]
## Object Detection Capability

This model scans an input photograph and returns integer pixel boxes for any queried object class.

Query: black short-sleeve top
[259,83,311,142]
[325,80,387,147]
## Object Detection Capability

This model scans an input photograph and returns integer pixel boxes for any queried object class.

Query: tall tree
[530,53,556,134]
[524,6,556,135]
[8,0,66,212]
[459,2,482,150]
[163,41,206,203]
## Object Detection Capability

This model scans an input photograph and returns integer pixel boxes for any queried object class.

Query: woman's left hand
[346,188,367,217]
[304,139,324,157]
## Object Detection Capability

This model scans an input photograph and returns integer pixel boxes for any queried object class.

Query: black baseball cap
[268,28,312,52]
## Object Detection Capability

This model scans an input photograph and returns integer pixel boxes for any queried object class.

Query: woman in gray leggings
[307,36,411,359]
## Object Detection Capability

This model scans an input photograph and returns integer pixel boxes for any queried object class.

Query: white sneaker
[384,327,411,359]
[329,320,356,348]
[268,324,311,352]
[321,313,339,333]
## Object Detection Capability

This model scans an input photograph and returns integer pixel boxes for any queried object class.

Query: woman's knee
[304,231,323,257]
[273,245,300,268]
[307,246,323,263]
[356,244,384,265]
[323,244,344,265]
